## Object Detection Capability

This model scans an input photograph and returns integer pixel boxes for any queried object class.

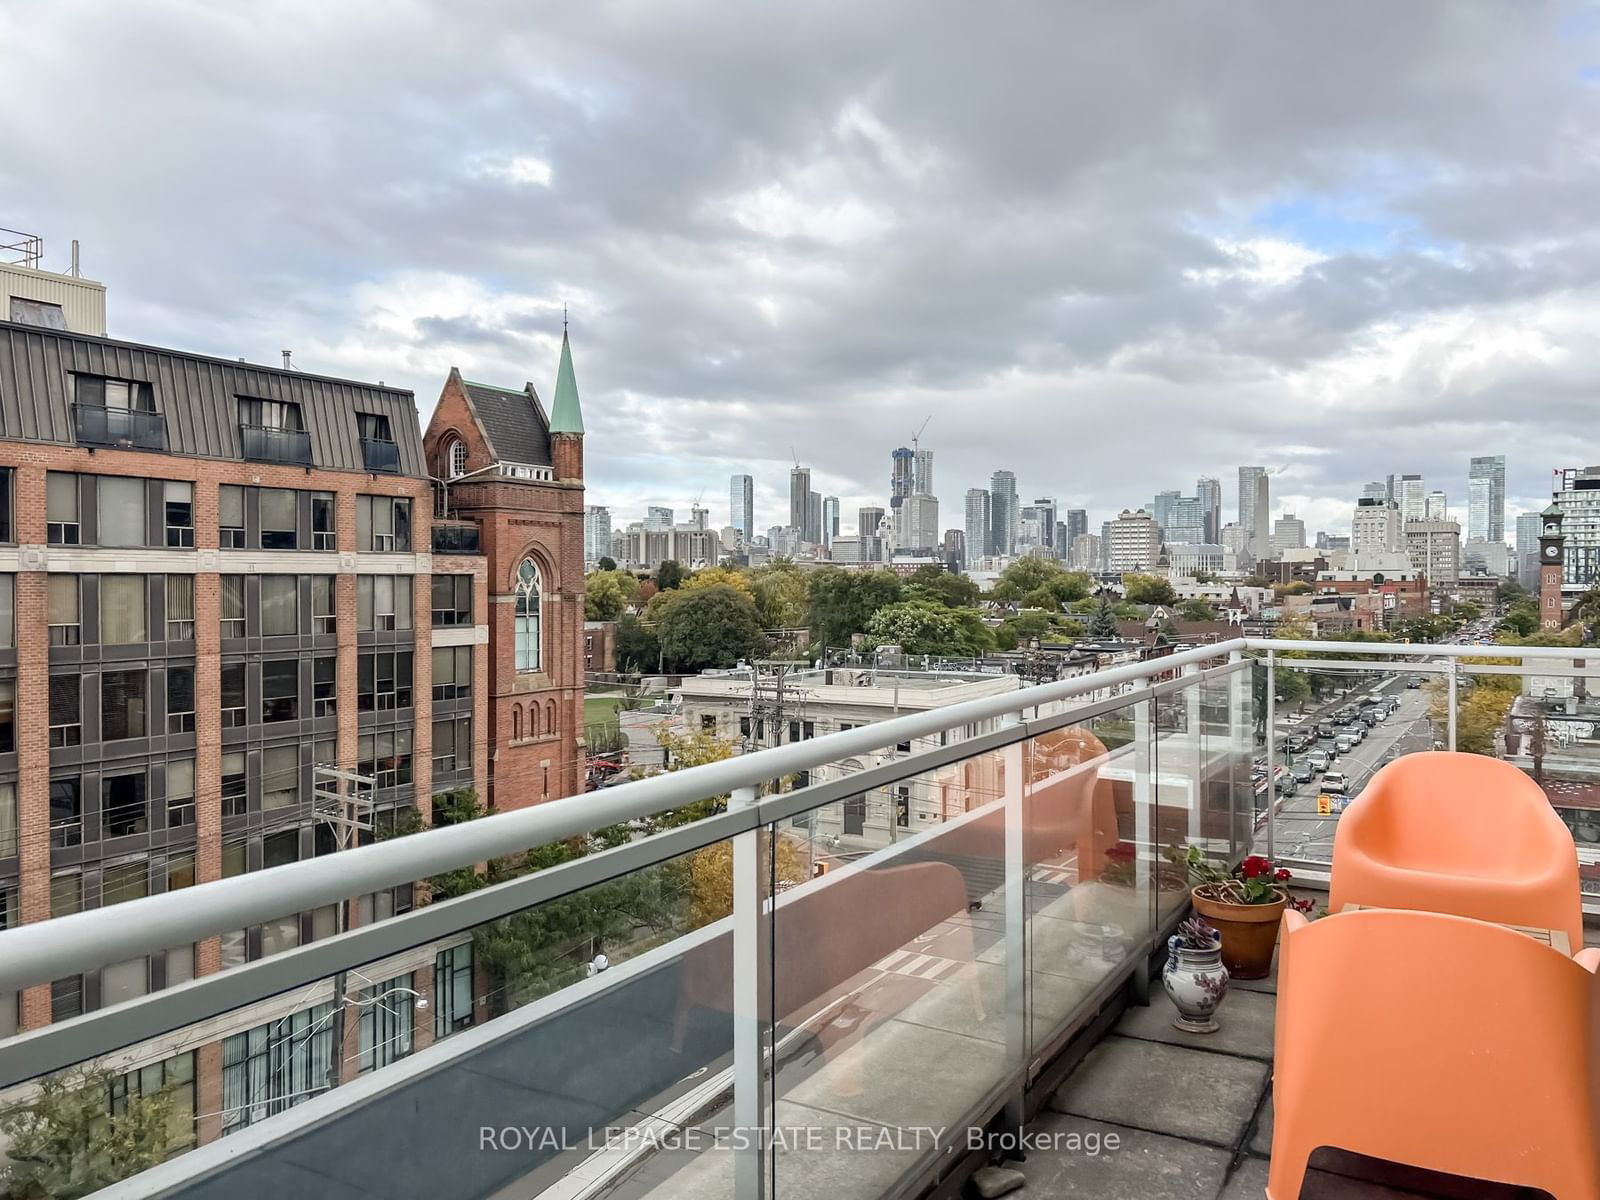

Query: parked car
[1276,773,1297,797]
[1338,722,1366,743]
[1322,771,1349,794]
[1334,735,1356,754]
[1305,750,1329,773]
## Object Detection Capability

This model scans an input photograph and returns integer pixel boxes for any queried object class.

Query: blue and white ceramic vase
[1163,937,1229,1033]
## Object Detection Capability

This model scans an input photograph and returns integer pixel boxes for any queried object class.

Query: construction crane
[911,415,932,454]
[791,445,800,469]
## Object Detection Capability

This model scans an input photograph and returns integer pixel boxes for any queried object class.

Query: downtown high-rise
[989,470,1019,557]
[729,474,754,546]
[1238,466,1270,561]
[1469,455,1505,543]
[964,489,991,561]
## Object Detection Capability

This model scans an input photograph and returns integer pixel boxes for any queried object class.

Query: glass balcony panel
[239,424,312,466]
[72,404,167,450]
[431,521,481,555]
[361,437,400,473]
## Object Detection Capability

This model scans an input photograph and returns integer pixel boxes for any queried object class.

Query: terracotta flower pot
[1190,884,1287,979]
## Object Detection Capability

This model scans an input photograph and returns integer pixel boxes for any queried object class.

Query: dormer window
[72,375,165,450]
[239,397,310,465]
[358,413,399,472]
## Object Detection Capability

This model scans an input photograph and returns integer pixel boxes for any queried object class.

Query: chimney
[70,240,80,278]
[282,350,292,370]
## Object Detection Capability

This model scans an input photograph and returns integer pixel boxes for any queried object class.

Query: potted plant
[1163,915,1227,1033]
[1177,847,1313,979]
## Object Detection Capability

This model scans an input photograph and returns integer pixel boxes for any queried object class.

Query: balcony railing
[0,636,1595,1200]
[361,436,401,473]
[239,422,312,466]
[72,402,167,451]
[431,519,481,555]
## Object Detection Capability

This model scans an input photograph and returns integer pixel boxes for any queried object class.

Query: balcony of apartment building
[0,637,1596,1199]
[70,375,167,451]
[238,398,312,467]
[431,518,482,555]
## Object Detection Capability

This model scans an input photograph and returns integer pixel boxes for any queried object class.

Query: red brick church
[422,329,587,810]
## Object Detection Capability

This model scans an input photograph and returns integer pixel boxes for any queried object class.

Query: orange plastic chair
[1270,907,1600,1200]
[1330,750,1582,953]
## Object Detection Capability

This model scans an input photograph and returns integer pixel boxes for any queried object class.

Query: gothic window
[514,559,541,672]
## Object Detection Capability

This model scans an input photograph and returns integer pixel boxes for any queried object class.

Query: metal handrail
[0,638,1244,997]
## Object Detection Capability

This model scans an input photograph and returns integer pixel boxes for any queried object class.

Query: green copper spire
[549,322,584,435]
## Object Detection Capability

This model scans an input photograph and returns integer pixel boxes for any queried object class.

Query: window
[165,759,195,827]
[79,375,155,414]
[262,660,298,722]
[165,575,195,642]
[358,575,412,631]
[432,716,471,774]
[264,829,298,869]
[220,930,246,970]
[357,496,411,552]
[358,413,392,442]
[434,944,474,1037]
[102,957,149,1006]
[164,482,194,547]
[0,783,13,858]
[166,664,195,734]
[220,576,245,638]
[219,485,245,548]
[221,1004,334,1135]
[431,574,472,625]
[311,492,335,550]
[46,473,80,545]
[431,645,471,701]
[359,729,413,790]
[103,861,149,906]
[358,973,415,1072]
[263,745,299,810]
[100,575,147,644]
[447,438,468,478]
[51,873,81,917]
[0,468,9,544]
[221,752,247,817]
[220,663,246,728]
[514,559,542,672]
[166,944,195,987]
[222,843,245,878]
[703,714,718,733]
[358,649,413,711]
[48,575,79,645]
[49,675,81,746]
[50,780,81,848]
[259,489,297,550]
[167,852,195,891]
[313,655,336,717]
[311,575,335,634]
[102,670,148,741]
[244,397,304,432]
[261,576,299,636]
[103,772,148,837]
[99,477,148,548]
[0,681,12,754]
[51,976,82,1022]
[0,574,12,649]
[111,1052,196,1152]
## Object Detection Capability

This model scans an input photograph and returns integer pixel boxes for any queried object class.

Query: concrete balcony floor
[1040,959,1551,1200]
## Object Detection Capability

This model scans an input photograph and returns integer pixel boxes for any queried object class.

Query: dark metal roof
[462,380,551,467]
[0,319,427,476]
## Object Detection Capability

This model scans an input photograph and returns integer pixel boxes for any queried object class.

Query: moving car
[1293,761,1315,784]
[1305,750,1329,773]
[1334,735,1356,754]
[1406,676,1422,689]
[1322,771,1349,794]
[1276,773,1297,797]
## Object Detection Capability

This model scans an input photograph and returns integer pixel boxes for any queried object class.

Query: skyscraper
[789,466,811,538]
[1030,497,1058,548]
[1238,466,1270,560]
[914,449,934,496]
[808,490,822,545]
[729,474,754,545]
[858,505,886,539]
[822,495,840,549]
[989,469,1019,557]
[644,505,674,531]
[1361,481,1387,501]
[1165,497,1207,544]
[584,505,612,567]
[1151,490,1182,538]
[1469,455,1505,542]
[889,447,916,549]
[1425,490,1448,520]
[1515,510,1542,591]
[1271,513,1307,554]
[1196,477,1221,542]
[965,489,992,561]
[1065,508,1088,546]
[1393,474,1425,523]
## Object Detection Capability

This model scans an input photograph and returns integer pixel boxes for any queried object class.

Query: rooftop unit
[0,225,107,335]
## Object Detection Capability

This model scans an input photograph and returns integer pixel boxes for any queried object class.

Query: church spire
[549,323,584,436]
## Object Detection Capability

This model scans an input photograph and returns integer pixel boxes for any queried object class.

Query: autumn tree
[584,569,637,621]
[749,562,808,629]
[1122,573,1177,606]
[865,600,992,656]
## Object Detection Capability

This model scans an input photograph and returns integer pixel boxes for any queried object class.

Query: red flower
[1240,855,1270,879]
[1106,844,1136,863]
[1274,868,1291,882]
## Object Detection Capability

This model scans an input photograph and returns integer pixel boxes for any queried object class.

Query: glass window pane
[102,671,148,740]
[48,575,78,625]
[100,576,147,644]
[219,485,244,527]
[261,576,297,636]
[103,957,148,1005]
[98,478,147,547]
[0,574,13,649]
[46,473,77,521]
[166,946,195,985]
[263,745,299,809]
[260,488,295,530]
[165,574,194,621]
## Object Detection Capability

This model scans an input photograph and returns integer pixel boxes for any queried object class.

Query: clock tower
[1539,503,1565,631]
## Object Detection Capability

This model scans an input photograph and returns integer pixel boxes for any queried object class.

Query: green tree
[656,584,763,671]
[1122,573,1177,606]
[0,1071,176,1199]
[654,560,687,591]
[865,600,991,656]
[1086,595,1121,639]
[904,564,982,609]
[615,613,660,673]
[1006,610,1055,644]
[584,570,635,621]
[1497,601,1540,639]
[805,567,902,647]
[991,559,1090,606]
[1178,597,1217,621]
[596,555,617,572]
[749,562,808,629]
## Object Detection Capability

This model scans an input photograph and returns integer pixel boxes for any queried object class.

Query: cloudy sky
[3,2,1597,540]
